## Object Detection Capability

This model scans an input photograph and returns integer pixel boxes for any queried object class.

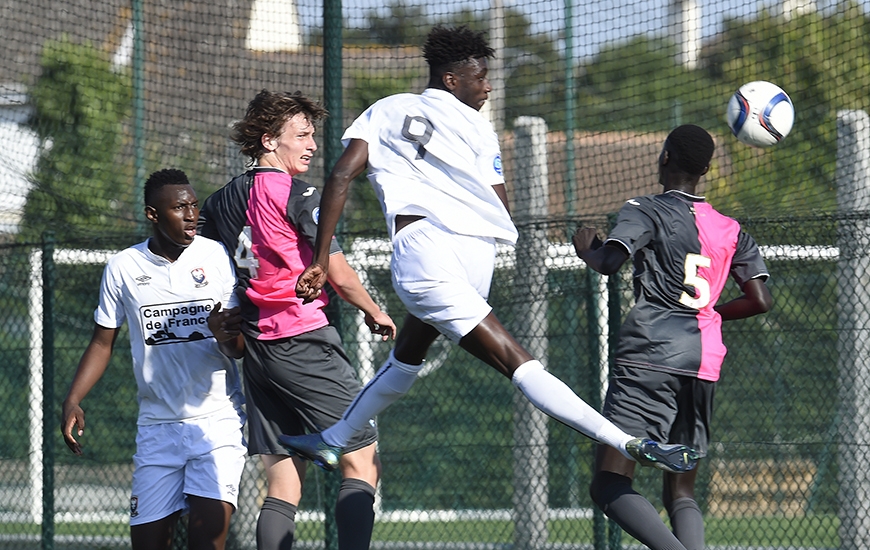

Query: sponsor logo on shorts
[191,267,208,288]
[493,155,503,175]
[226,484,238,496]
[130,496,139,517]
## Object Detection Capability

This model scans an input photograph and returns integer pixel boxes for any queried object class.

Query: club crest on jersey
[313,206,320,224]
[493,155,503,176]
[191,268,208,288]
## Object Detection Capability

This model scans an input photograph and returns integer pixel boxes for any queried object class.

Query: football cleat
[625,438,700,473]
[278,433,342,472]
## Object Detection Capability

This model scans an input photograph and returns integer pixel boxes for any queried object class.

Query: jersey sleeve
[285,182,343,255]
[216,242,240,309]
[93,259,126,329]
[730,231,770,285]
[604,198,655,255]
[341,106,374,146]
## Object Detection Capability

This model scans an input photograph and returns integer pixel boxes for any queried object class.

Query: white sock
[511,360,634,457]
[323,351,423,448]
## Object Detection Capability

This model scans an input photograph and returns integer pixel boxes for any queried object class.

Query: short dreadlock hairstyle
[232,90,328,162]
[665,124,715,176]
[423,25,495,76]
[144,168,190,207]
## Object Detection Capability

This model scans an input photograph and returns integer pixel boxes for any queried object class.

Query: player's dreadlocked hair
[423,25,495,76]
[144,168,190,207]
[665,124,715,176]
[233,90,328,162]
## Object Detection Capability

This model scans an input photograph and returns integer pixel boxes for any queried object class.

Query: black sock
[335,478,376,550]
[667,496,704,550]
[590,471,687,550]
[257,496,297,550]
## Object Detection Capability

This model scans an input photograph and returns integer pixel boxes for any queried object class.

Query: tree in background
[19,36,136,244]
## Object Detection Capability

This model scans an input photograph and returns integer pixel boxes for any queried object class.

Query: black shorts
[602,363,715,457]
[242,325,378,456]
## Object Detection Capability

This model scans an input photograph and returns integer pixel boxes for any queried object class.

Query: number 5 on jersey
[679,253,711,309]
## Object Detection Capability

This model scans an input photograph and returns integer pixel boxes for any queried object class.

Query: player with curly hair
[284,25,699,476]
[198,90,396,550]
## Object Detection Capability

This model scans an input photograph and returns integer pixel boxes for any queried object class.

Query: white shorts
[391,218,495,342]
[130,408,246,526]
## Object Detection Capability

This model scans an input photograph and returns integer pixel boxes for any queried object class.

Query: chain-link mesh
[2,0,869,548]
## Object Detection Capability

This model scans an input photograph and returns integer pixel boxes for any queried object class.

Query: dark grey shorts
[242,325,378,456]
[602,363,715,457]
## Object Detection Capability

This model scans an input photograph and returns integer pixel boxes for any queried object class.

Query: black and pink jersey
[198,167,341,341]
[605,190,769,382]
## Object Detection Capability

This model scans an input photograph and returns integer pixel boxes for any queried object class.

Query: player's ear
[659,149,669,167]
[700,164,709,175]
[144,205,158,224]
[442,71,458,91]
[261,133,277,152]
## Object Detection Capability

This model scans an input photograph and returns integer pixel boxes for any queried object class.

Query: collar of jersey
[663,189,706,202]
[252,166,286,175]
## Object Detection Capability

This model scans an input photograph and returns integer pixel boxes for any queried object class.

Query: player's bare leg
[187,495,233,550]
[459,312,698,471]
[131,510,180,550]
[459,311,637,451]
[256,454,304,550]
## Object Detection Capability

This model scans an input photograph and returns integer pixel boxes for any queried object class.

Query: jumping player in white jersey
[573,125,773,550]
[283,25,699,475]
[61,169,247,550]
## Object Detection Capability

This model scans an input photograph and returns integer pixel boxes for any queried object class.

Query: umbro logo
[135,275,151,286]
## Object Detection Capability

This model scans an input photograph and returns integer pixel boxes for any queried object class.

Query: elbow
[757,293,773,314]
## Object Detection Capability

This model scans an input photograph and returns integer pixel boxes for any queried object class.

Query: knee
[340,444,381,485]
[589,471,634,509]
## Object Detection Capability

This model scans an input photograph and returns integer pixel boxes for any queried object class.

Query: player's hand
[61,401,86,456]
[365,311,397,341]
[208,302,242,342]
[296,264,328,304]
[572,227,603,258]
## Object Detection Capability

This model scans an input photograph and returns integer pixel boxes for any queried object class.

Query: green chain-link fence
[3,0,870,548]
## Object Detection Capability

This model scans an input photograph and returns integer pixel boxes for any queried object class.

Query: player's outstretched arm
[326,252,396,340]
[715,278,773,321]
[61,324,119,456]
[573,227,629,275]
[296,138,370,303]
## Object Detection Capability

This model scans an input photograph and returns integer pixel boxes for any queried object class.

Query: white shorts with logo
[391,218,495,342]
[129,408,246,525]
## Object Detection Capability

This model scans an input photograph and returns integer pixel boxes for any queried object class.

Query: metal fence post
[41,232,55,550]
[511,116,550,549]
[323,1,343,547]
[836,109,870,550]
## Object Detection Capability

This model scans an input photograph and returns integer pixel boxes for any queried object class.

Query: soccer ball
[726,81,794,148]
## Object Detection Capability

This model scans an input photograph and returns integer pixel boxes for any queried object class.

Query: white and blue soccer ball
[726,81,794,148]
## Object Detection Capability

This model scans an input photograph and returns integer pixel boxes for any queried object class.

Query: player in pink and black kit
[198,90,395,550]
[573,124,773,550]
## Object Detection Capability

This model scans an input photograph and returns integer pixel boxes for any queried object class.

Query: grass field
[0,513,842,549]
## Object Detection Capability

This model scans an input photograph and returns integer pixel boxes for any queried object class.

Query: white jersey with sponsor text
[95,236,243,425]
[343,88,518,245]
